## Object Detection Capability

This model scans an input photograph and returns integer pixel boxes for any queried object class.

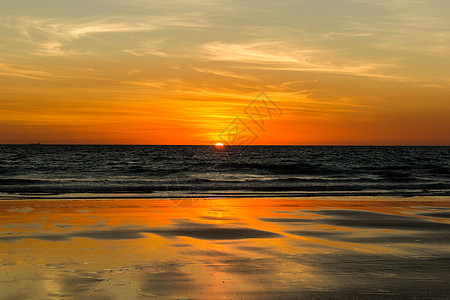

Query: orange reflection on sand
[1,197,449,299]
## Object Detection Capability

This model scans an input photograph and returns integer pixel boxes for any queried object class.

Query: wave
[0,145,448,198]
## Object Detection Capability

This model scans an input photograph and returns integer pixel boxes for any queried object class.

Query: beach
[2,0,449,297]
[1,197,449,299]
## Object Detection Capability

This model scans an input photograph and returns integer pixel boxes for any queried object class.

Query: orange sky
[1,1,449,145]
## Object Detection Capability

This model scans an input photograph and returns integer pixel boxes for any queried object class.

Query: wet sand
[0,197,449,299]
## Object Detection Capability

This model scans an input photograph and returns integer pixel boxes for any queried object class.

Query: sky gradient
[1,0,449,145]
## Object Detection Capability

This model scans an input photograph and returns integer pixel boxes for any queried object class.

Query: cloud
[0,62,54,80]
[16,15,206,39]
[203,41,299,64]
[201,41,401,80]
[2,15,208,57]
[191,67,256,81]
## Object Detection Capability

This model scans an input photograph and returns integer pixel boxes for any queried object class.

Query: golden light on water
[1,198,449,298]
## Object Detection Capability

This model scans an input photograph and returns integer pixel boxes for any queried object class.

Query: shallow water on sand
[0,197,449,299]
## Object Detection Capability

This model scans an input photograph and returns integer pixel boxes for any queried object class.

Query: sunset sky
[1,0,449,145]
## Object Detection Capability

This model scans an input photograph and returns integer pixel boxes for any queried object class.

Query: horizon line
[0,143,448,147]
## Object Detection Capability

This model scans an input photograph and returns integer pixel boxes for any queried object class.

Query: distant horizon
[1,143,448,147]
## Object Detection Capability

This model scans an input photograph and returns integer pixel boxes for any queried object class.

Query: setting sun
[215,142,224,148]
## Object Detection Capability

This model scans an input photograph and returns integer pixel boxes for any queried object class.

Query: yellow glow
[1,198,449,298]
[0,1,448,145]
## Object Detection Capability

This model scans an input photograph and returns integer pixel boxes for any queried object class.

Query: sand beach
[0,197,449,299]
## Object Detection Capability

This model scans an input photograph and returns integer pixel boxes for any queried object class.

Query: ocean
[0,145,448,199]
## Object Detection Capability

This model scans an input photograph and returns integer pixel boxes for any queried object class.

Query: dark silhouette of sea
[0,145,448,199]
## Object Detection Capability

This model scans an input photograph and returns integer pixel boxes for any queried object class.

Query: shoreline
[1,190,449,201]
[1,194,449,202]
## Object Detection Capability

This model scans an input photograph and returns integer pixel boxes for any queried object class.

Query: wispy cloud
[203,41,300,64]
[0,62,54,80]
[191,67,256,81]
[2,15,208,57]
[201,41,402,80]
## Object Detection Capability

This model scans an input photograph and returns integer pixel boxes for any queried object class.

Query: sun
[215,142,224,148]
